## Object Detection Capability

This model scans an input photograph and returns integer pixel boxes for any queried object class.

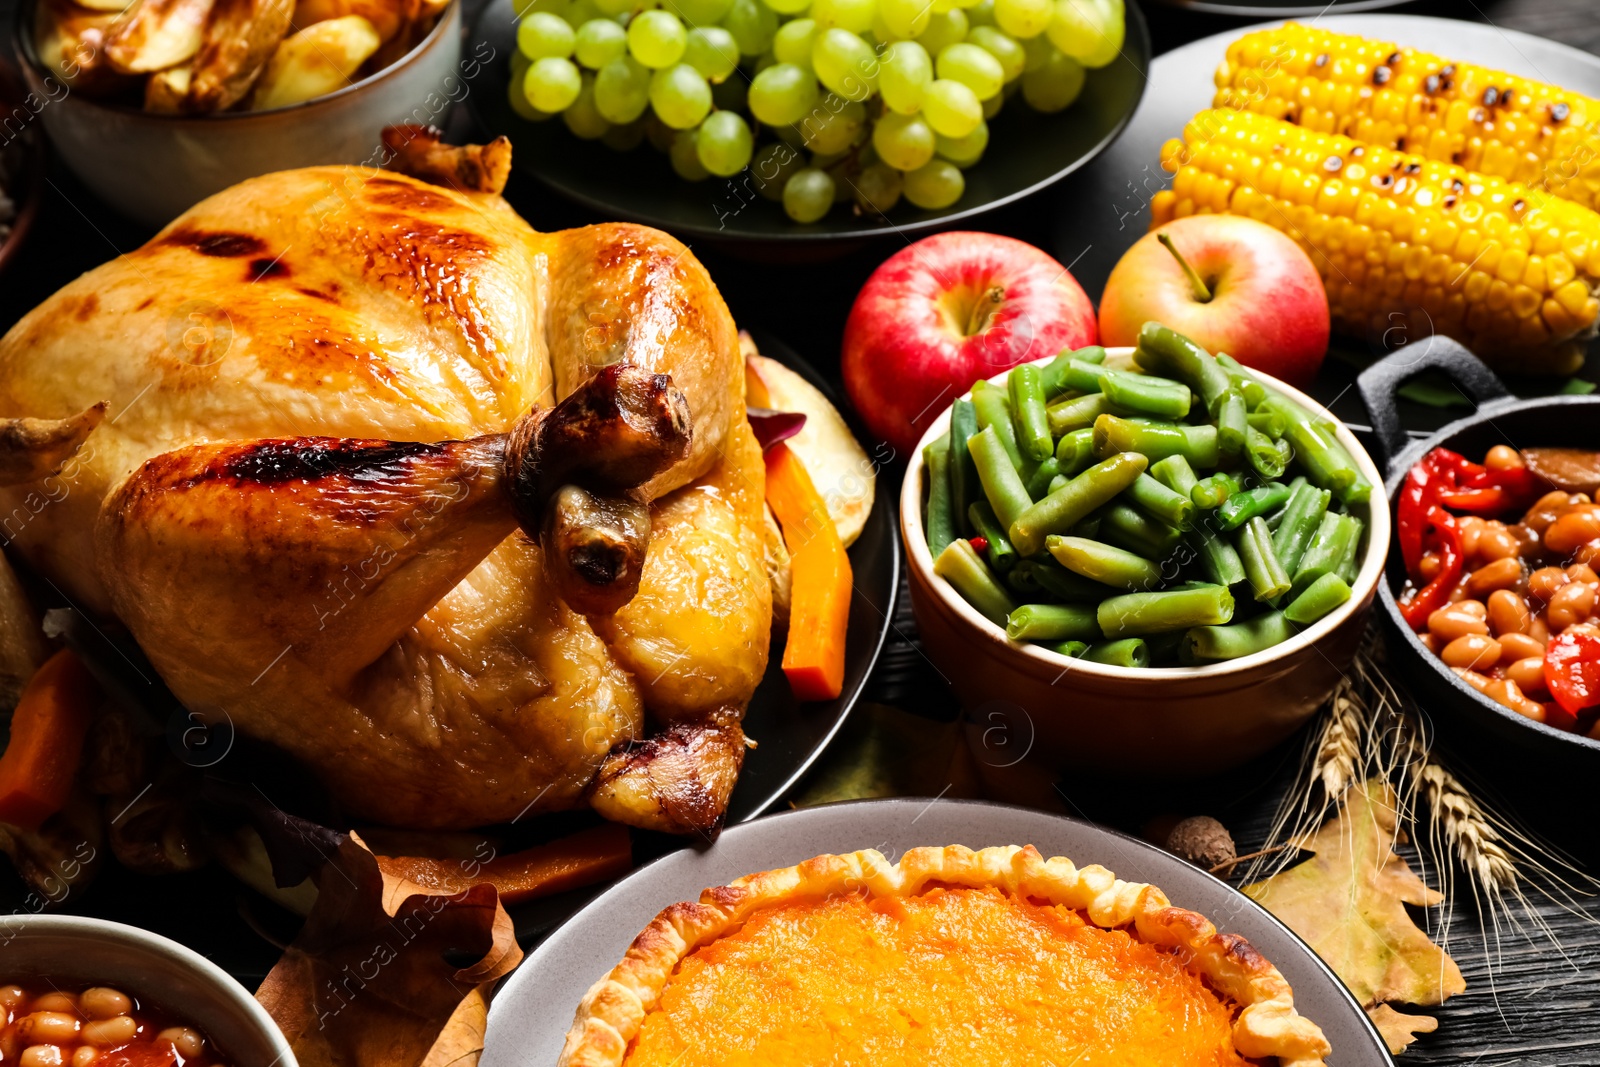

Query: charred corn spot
[1155,107,1600,374]
[1216,23,1600,211]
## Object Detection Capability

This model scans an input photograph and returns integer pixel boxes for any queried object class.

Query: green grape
[575,18,628,67]
[508,75,555,120]
[810,0,875,32]
[722,0,778,54]
[930,0,957,11]
[878,40,931,113]
[935,41,1002,98]
[752,49,779,73]
[748,62,820,125]
[646,114,678,150]
[519,12,577,59]
[913,8,966,56]
[823,157,855,201]
[993,0,1049,38]
[876,0,928,40]
[594,55,652,122]
[517,0,569,20]
[921,77,980,136]
[935,117,986,165]
[871,110,934,170]
[592,0,632,16]
[783,168,835,222]
[966,0,995,26]
[525,55,583,111]
[811,147,850,168]
[1020,29,1051,71]
[1020,46,1083,110]
[775,120,809,147]
[649,62,714,126]
[854,160,902,212]
[903,158,963,207]
[602,117,647,149]
[629,10,688,67]
[772,17,818,67]
[670,128,711,179]
[797,94,864,153]
[683,26,739,78]
[751,141,805,200]
[966,25,1024,81]
[982,83,1004,116]
[563,74,612,137]
[762,0,811,15]
[668,0,734,24]
[712,72,748,110]
[566,0,600,19]
[696,110,754,174]
[812,27,878,101]
[1047,0,1122,68]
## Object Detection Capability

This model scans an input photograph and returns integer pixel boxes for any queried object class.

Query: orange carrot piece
[765,441,852,701]
[376,823,633,905]
[0,649,99,831]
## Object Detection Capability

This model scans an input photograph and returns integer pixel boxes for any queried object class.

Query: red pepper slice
[1437,487,1518,512]
[968,536,990,554]
[1544,629,1600,718]
[1397,456,1440,581]
[1399,505,1463,631]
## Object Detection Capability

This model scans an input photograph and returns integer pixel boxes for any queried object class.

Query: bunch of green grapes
[510,0,1123,222]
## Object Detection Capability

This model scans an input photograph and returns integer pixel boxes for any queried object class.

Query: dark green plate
[466,0,1149,245]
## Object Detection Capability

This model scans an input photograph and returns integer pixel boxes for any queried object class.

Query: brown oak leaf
[1367,1004,1440,1054]
[1243,780,1465,1035]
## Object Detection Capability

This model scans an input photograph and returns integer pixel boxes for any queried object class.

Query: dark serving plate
[1356,336,1600,770]
[467,0,1149,247]
[480,797,1391,1066]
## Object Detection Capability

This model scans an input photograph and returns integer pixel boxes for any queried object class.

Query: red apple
[1098,215,1330,386]
[842,232,1097,457]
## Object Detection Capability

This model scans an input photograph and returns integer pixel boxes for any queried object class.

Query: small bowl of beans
[0,915,296,1067]
[1358,336,1600,764]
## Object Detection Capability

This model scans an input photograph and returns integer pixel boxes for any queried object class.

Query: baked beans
[0,984,226,1067]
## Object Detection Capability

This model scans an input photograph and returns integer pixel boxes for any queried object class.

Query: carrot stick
[375,824,633,905]
[0,648,99,831]
[765,442,853,701]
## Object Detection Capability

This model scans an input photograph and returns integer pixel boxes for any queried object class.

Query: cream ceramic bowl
[0,914,297,1066]
[15,0,465,228]
[901,349,1390,778]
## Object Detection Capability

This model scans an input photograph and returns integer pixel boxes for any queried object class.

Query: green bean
[1270,483,1331,578]
[1337,515,1365,583]
[1055,427,1097,474]
[1048,475,1069,495]
[1061,358,1107,394]
[924,433,956,556]
[934,539,1016,626]
[1181,611,1294,663]
[1100,367,1192,420]
[1215,352,1269,408]
[1102,502,1183,559]
[1009,364,1054,463]
[1047,393,1123,436]
[1216,389,1248,459]
[1284,572,1352,625]
[1080,638,1149,668]
[1039,354,1076,399]
[1191,472,1243,510]
[1247,410,1287,437]
[1259,395,1358,497]
[1218,481,1291,532]
[1006,603,1102,642]
[1123,472,1194,527]
[1097,584,1234,638]
[1290,512,1355,598]
[1005,559,1042,595]
[1071,345,1108,365]
[1236,516,1291,602]
[1149,454,1200,498]
[1070,506,1105,539]
[1025,457,1063,500]
[1046,535,1162,591]
[971,380,1025,471]
[1144,630,1185,663]
[969,425,1032,530]
[948,398,980,533]
[1030,556,1109,602]
[1051,640,1091,658]
[1093,414,1219,468]
[1245,425,1291,480]
[1134,322,1235,413]
[1009,452,1148,557]
[1188,523,1248,587]
[967,500,1018,574]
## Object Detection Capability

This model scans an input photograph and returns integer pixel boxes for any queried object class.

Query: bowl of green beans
[900,323,1391,776]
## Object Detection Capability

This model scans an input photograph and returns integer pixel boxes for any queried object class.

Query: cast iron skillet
[1357,335,1600,767]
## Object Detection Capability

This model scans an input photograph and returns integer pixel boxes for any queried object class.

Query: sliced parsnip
[248,14,379,110]
[103,0,215,73]
[143,62,191,111]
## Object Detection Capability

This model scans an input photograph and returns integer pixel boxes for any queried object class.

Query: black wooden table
[1,0,1598,1063]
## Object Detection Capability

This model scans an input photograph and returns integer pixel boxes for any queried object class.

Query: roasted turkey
[0,131,771,834]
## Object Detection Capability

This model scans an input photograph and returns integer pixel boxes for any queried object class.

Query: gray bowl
[0,914,297,1067]
[14,0,466,228]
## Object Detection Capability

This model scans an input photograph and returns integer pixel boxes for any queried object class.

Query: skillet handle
[1355,335,1514,479]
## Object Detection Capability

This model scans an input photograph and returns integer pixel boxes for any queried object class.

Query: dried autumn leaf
[1367,1004,1439,1054]
[1243,780,1465,1023]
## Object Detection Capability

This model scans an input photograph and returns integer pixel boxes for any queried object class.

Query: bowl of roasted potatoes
[16,0,465,227]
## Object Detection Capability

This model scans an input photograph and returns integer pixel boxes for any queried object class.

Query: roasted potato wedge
[33,0,132,93]
[103,0,215,74]
[291,0,402,40]
[248,14,380,110]
[143,62,191,111]
[184,0,294,112]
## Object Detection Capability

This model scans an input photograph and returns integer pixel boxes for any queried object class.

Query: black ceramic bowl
[1357,336,1600,768]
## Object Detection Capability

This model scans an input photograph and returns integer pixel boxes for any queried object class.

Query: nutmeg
[1165,816,1237,870]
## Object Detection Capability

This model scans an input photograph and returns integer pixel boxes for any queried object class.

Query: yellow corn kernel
[1511,285,1542,319]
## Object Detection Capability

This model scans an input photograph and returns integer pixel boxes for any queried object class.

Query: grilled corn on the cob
[1214,23,1600,212]
[1153,108,1600,374]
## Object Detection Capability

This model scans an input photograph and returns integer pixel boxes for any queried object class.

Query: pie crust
[558,844,1332,1067]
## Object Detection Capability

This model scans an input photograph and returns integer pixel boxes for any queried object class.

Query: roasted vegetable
[248,14,381,111]
[102,0,214,73]
[184,0,296,112]
[0,649,99,832]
